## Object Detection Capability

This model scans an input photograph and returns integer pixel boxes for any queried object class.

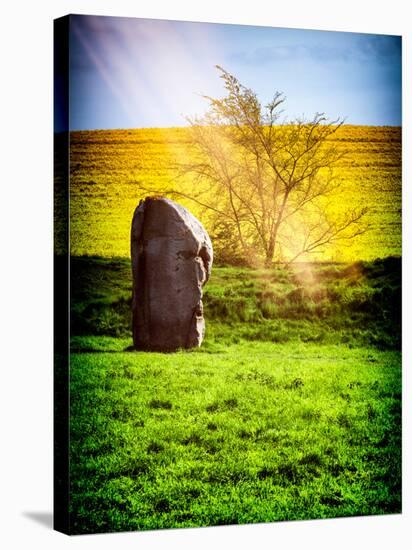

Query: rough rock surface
[131,197,213,351]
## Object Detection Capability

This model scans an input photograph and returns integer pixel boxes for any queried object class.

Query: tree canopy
[141,66,368,266]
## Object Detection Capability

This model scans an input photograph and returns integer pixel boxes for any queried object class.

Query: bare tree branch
[168,67,367,266]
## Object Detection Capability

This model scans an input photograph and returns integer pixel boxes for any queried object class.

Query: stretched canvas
[54,14,402,535]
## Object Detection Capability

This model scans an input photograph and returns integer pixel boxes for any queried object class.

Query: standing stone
[131,197,213,351]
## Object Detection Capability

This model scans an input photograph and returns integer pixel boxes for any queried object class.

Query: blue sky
[66,15,401,130]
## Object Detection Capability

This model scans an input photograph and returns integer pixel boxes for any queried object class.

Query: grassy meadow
[67,125,401,262]
[68,256,401,533]
[64,126,402,534]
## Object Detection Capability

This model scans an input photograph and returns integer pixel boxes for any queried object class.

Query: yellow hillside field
[66,125,401,262]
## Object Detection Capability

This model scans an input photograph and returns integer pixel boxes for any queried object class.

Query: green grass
[67,255,401,534]
[69,343,401,533]
[70,256,401,349]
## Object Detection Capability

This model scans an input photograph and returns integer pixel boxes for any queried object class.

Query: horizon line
[64,123,402,133]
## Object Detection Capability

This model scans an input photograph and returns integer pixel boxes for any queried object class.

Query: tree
[185,66,366,264]
[140,66,368,266]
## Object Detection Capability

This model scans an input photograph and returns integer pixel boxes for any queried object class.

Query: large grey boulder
[131,197,213,351]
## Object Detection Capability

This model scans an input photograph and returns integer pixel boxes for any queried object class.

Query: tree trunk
[264,245,275,268]
[264,234,276,268]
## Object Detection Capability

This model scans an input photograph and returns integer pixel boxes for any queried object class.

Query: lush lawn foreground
[68,257,401,533]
